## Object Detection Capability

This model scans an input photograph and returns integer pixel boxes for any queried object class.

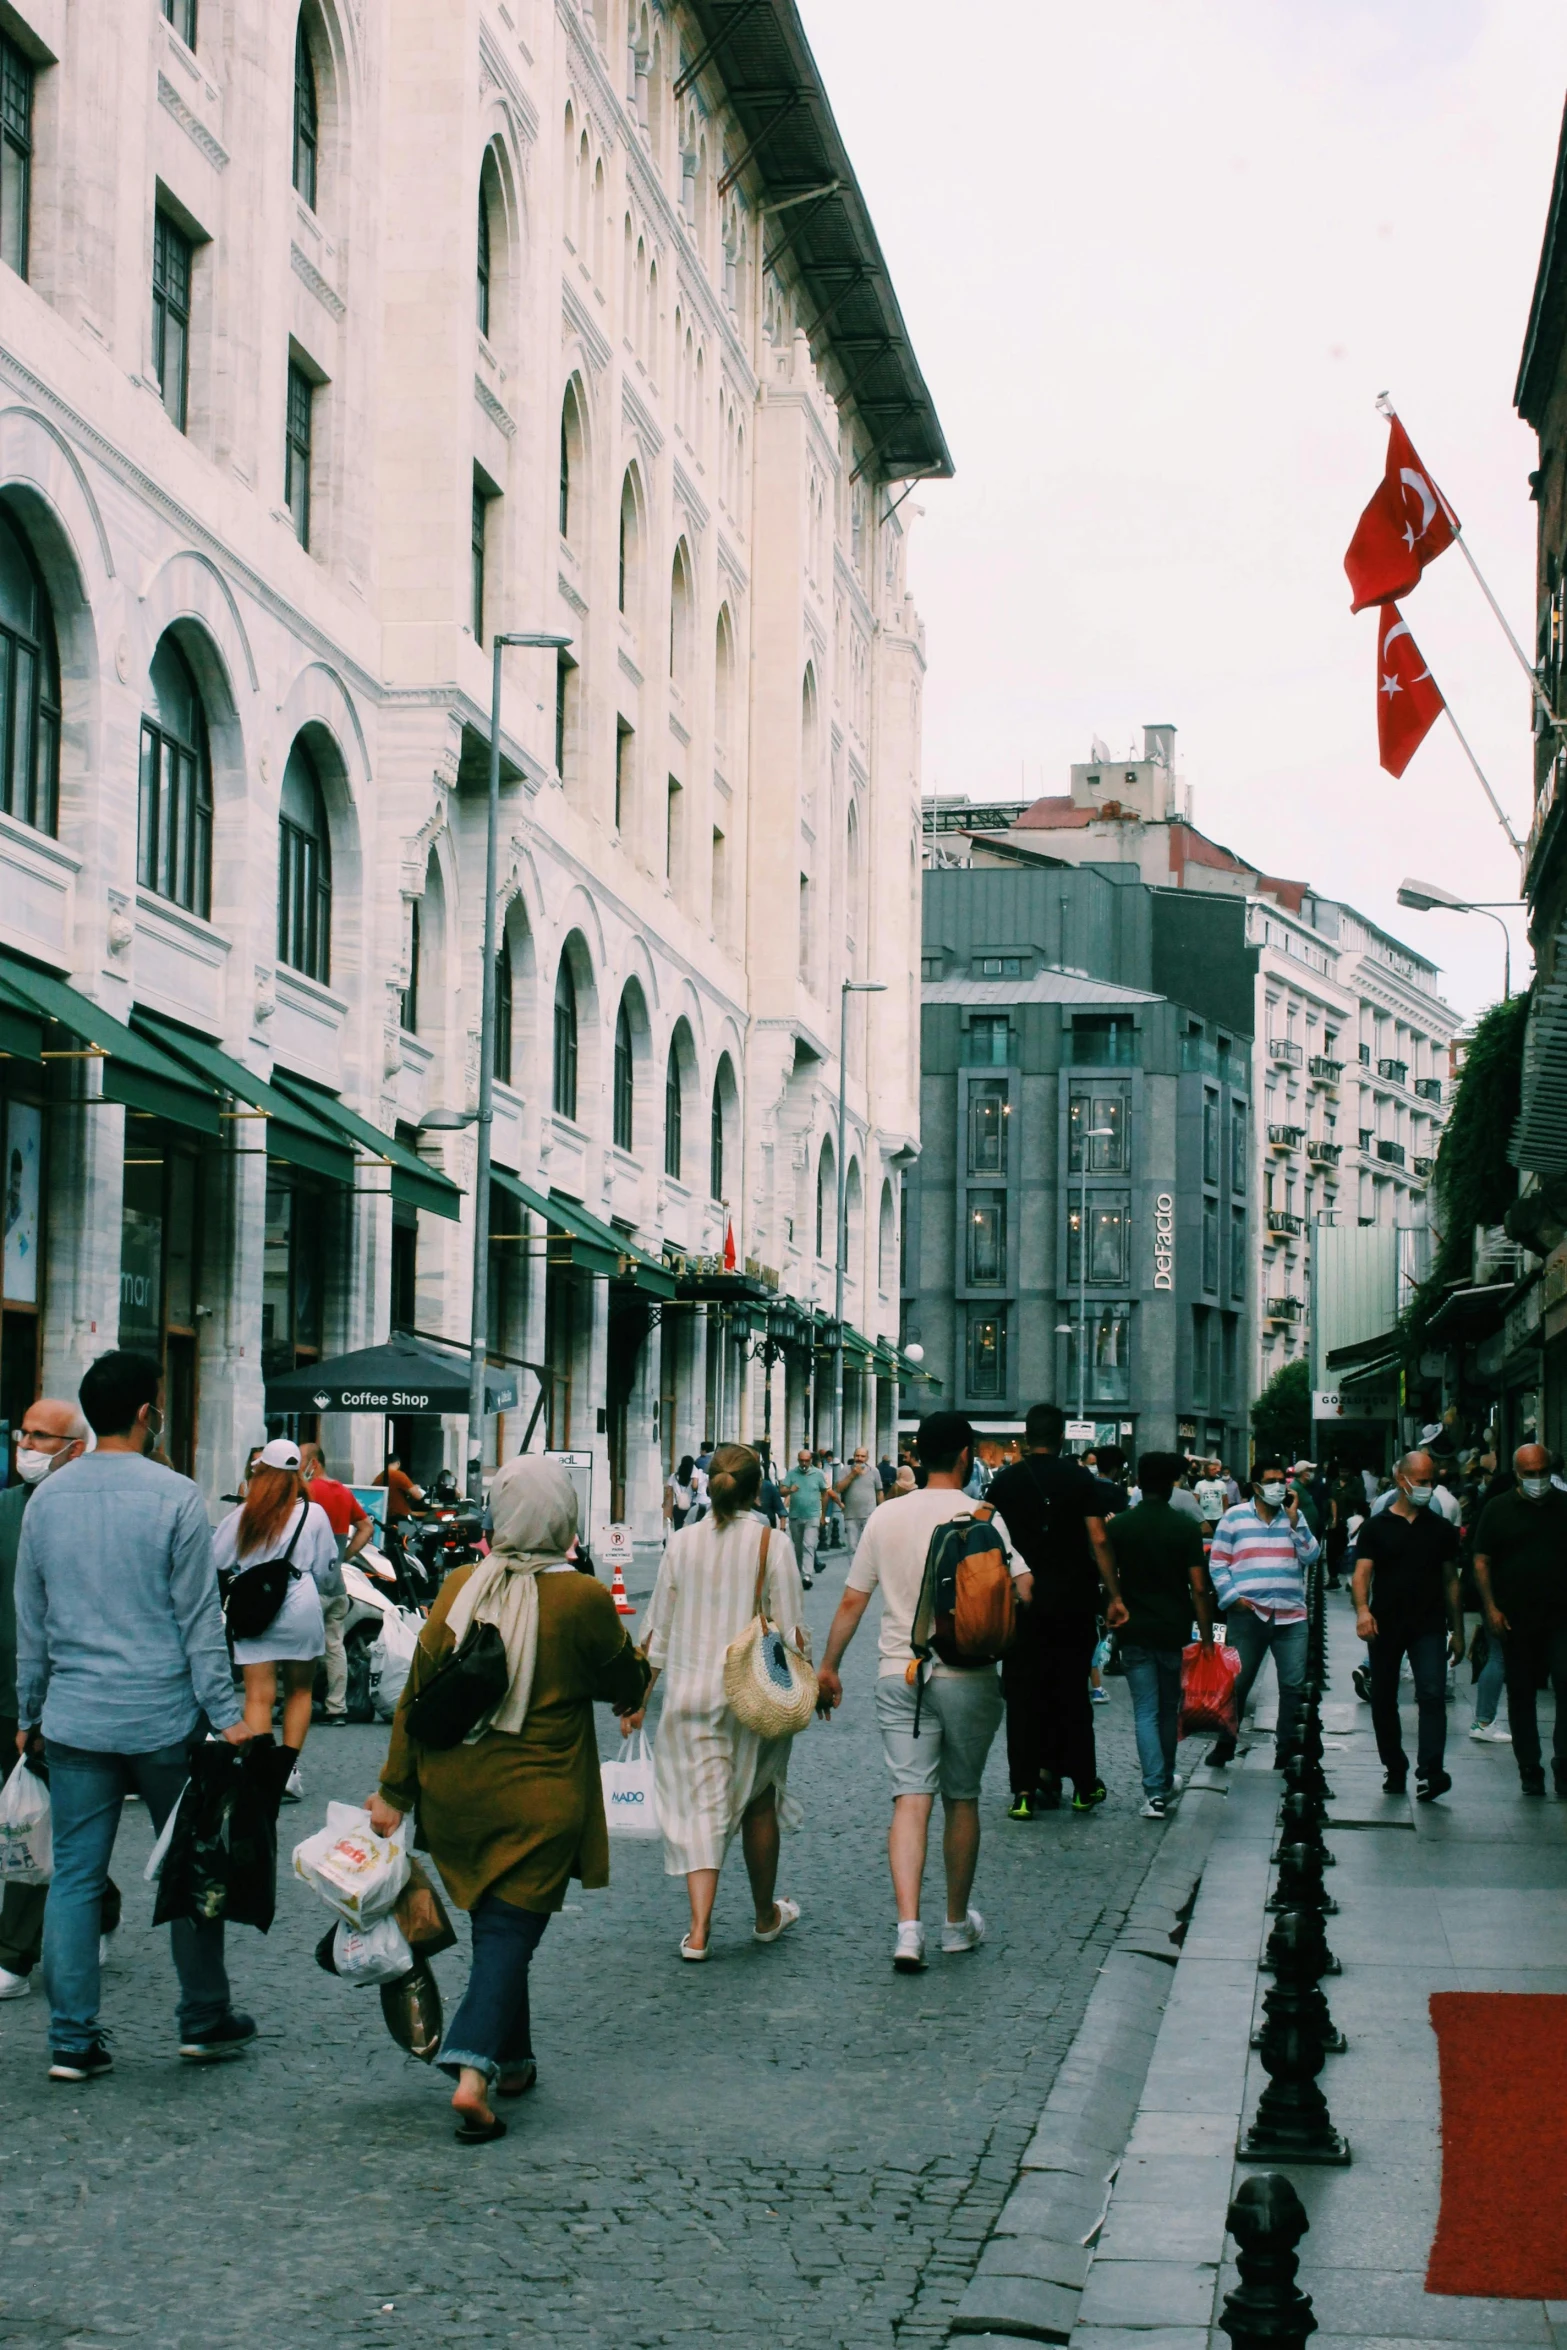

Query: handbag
[223,1506,307,1641]
[723,1527,818,1737]
[403,1619,510,1749]
[601,1727,662,1840]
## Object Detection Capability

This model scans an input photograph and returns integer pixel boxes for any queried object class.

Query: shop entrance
[119,1125,202,1475]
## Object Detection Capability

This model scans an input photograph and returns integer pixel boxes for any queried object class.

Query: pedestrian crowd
[4,1342,1559,2146]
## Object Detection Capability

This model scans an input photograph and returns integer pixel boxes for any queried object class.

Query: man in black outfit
[1351,1447,1463,1801]
[988,1402,1128,1815]
[1472,1442,1567,1796]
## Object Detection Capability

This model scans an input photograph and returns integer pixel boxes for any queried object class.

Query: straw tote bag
[722,1528,818,1738]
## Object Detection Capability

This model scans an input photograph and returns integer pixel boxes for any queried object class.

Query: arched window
[815,1141,833,1260]
[618,468,640,615]
[0,503,60,836]
[277,737,331,981]
[493,942,513,1084]
[664,1040,682,1179]
[560,379,584,544]
[476,174,492,335]
[669,539,692,683]
[714,603,735,751]
[879,1180,896,1293]
[139,634,212,918]
[552,956,578,1120]
[709,1075,724,1200]
[613,995,634,1149]
[292,14,318,210]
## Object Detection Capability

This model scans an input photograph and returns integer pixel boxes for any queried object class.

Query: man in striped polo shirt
[1205,1456,1321,1769]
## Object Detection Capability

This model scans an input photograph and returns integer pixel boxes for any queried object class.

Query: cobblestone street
[0,1575,1168,2350]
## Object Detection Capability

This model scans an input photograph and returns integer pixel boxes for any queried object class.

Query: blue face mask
[1259,1481,1286,1506]
[1404,1484,1433,1509]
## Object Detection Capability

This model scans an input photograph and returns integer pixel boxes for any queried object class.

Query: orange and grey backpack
[906,1503,1017,1731]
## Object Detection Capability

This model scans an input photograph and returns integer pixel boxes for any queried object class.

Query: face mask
[15,1448,54,1485]
[1404,1484,1433,1509]
[1260,1481,1286,1506]
[1521,1475,1552,1499]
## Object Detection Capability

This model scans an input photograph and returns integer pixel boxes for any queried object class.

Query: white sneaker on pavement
[281,1769,304,1803]
[0,1965,30,2000]
[98,1932,115,1968]
[1470,1722,1512,1742]
[1141,1795,1168,1819]
[892,1920,927,1972]
[941,1908,986,1955]
[1168,1772,1185,1799]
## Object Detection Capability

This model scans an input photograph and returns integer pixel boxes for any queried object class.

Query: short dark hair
[1025,1401,1066,1452]
[1252,1457,1287,1482]
[1137,1450,1181,1500]
[914,1410,975,1475]
[79,1349,161,1439]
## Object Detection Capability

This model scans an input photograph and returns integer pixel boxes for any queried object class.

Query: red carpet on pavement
[1427,1991,1567,2297]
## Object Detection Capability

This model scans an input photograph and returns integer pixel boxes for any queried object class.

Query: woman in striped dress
[622,1444,811,1960]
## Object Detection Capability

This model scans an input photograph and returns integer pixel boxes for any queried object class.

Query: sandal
[496,2061,537,2099]
[453,2113,508,2145]
[679,1933,710,1962]
[752,1897,800,1945]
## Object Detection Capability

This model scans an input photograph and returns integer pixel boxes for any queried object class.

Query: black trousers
[1502,1619,1567,1782]
[1002,1612,1099,1794]
[1367,1624,1448,1780]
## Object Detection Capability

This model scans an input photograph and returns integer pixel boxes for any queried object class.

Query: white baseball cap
[258,1437,301,1471]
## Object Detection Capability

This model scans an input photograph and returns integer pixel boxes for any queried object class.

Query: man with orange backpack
[816,1412,1032,1974]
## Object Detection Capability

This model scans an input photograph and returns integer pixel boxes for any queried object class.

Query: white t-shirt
[1195,1478,1227,1522]
[845,1486,1023,1679]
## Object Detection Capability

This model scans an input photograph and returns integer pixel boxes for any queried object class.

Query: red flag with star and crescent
[1377,602,1445,778]
[723,1219,737,1272]
[1345,417,1460,613]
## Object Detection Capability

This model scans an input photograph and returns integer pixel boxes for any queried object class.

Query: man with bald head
[1351,1448,1464,1801]
[0,1400,100,1998]
[1473,1444,1567,1797]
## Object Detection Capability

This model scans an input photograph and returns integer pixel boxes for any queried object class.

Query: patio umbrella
[264,1331,518,1416]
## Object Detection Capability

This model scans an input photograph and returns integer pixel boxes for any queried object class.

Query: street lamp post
[466,629,572,1503]
[1396,878,1518,1002]
[833,978,886,1466]
[1070,1128,1116,1437]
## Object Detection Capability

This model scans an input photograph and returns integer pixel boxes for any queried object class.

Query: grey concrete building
[905,862,1256,1463]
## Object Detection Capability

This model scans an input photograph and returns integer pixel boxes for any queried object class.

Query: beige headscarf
[442,1455,579,1741]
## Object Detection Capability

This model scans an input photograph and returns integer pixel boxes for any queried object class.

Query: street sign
[1065,1419,1096,1441]
[545,1448,593,1544]
[1313,1391,1346,1420]
[603,1522,634,1564]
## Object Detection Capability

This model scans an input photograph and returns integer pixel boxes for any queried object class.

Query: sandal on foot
[753,1897,800,1945]
[454,2114,507,2144]
[679,1933,710,1962]
[496,2061,537,2098]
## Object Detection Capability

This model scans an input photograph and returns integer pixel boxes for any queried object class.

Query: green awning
[553,1191,676,1298]
[0,954,219,1134]
[840,1324,876,1363]
[132,1012,356,1188]
[490,1170,620,1281]
[270,1072,463,1221]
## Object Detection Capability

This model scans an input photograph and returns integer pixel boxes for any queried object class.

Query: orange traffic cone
[610,1558,636,1617]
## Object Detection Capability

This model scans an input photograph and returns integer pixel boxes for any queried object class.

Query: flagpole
[1442,703,1524,860]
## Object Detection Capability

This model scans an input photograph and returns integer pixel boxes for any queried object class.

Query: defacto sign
[1153,1193,1175,1291]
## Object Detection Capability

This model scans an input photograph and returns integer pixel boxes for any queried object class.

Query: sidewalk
[1065,1596,1567,2350]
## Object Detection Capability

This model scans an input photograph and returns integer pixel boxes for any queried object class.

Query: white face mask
[1403,1484,1433,1509]
[15,1447,55,1485]
[1260,1481,1286,1506]
[1521,1474,1552,1500]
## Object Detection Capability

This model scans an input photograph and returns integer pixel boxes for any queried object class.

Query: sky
[794,0,1567,1023]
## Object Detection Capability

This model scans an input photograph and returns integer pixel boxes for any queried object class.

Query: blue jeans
[1472,1625,1507,1727]
[1213,1609,1309,1761]
[44,1738,233,2055]
[1120,1644,1182,1800]
[438,1893,550,2084]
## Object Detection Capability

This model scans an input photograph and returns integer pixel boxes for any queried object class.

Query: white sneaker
[98,1932,115,1969]
[1141,1794,1168,1819]
[1168,1772,1186,1800]
[942,1907,986,1955]
[0,1965,30,2000]
[892,1920,927,1972]
[281,1769,304,1803]
[1470,1722,1512,1743]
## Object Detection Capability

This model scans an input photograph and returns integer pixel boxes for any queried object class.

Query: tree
[1251,1357,1311,1464]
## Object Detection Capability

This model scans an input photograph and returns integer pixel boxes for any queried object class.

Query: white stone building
[0,0,948,1545]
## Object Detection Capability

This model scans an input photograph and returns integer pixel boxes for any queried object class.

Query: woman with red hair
[211,1437,339,1800]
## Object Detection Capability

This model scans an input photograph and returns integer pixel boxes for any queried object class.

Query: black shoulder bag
[223,1506,307,1642]
[404,1620,510,1749]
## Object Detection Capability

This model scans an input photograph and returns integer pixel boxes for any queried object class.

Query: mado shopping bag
[0,1758,51,1885]
[601,1729,661,1841]
[1179,1640,1242,1741]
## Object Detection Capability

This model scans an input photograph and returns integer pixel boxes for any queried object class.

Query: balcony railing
[1265,1296,1305,1321]
[1414,1076,1442,1102]
[1376,1057,1408,1085]
[1309,1056,1343,1082]
[1268,1037,1303,1066]
[1413,1155,1434,1178]
[1376,1138,1407,1167]
[1267,1123,1305,1148]
[1306,1139,1341,1165]
[1267,1210,1305,1236]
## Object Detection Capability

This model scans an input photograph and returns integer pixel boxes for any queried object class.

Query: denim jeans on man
[1472,1624,1507,1727]
[1367,1625,1449,1781]
[1211,1609,1309,1763]
[44,1739,232,2053]
[438,1893,550,2084]
[1119,1644,1183,1800]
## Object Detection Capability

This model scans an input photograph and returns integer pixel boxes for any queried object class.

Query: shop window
[0,33,32,281]
[389,1200,417,1335]
[120,1136,203,1474]
[1067,1192,1130,1287]
[967,1078,1008,1174]
[139,634,213,917]
[967,1190,1006,1286]
[262,1171,325,1380]
[487,1179,521,1357]
[277,737,332,982]
[1066,1304,1131,1405]
[0,501,61,836]
[1069,1093,1126,1172]
[966,1310,1005,1400]
[0,1089,44,1441]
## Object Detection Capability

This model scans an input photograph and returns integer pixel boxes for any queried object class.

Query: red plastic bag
[1179,1640,1242,1740]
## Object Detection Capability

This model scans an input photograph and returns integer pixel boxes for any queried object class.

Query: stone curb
[947,1780,1231,2347]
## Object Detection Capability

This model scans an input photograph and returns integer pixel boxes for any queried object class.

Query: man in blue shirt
[15,1351,256,2081]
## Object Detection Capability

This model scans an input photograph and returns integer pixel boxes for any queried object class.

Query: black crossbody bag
[223,1506,307,1642]
[403,1621,510,1749]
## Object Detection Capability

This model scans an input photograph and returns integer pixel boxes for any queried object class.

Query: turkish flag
[1345,417,1459,613]
[1377,602,1445,778]
[723,1219,737,1272]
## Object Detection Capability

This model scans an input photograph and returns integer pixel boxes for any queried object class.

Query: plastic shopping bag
[153,1740,279,1933]
[332,1913,416,1987]
[369,1606,421,1722]
[393,1856,458,1957]
[292,1800,410,1926]
[601,1728,661,1841]
[143,1784,187,1883]
[1179,1640,1242,1741]
[0,1758,52,1885]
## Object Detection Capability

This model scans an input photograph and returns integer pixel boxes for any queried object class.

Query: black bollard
[1251,1912,1347,2055]
[1268,1839,1340,1918]
[1273,1785,1335,1864]
[1218,2173,1318,2350]
[1242,1911,1351,2162]
[1260,1898,1339,1978]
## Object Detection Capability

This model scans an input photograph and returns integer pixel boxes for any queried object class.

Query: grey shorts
[874,1670,1004,1803]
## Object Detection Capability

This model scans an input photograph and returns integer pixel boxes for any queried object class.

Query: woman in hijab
[621,1443,810,1961]
[369,1455,648,2144]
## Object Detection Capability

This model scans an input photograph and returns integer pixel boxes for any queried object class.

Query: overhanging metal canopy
[132,1011,355,1188]
[490,1172,676,1297]
[270,1072,463,1221]
[0,954,219,1134]
[681,0,952,484]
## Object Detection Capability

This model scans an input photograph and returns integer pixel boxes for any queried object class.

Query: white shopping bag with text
[292,1800,410,1925]
[601,1728,661,1841]
[0,1760,51,1885]
[332,1913,415,1986]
